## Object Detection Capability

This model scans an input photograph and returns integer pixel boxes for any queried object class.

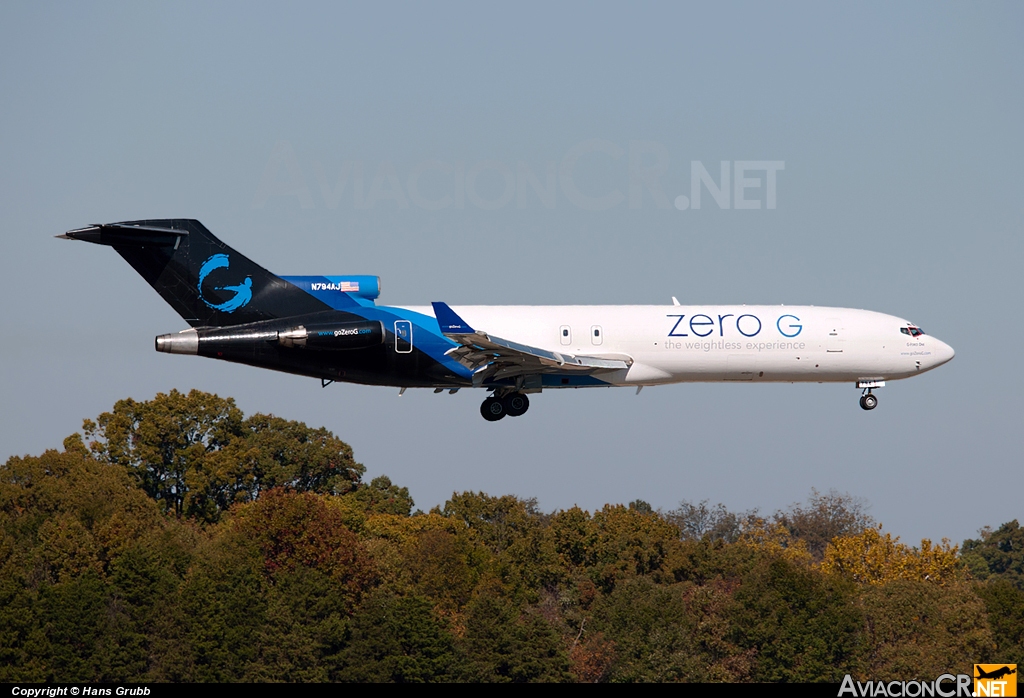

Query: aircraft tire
[481,396,506,421]
[860,394,878,411]
[503,393,530,417]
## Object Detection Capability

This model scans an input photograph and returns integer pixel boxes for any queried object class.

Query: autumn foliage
[1,391,1020,682]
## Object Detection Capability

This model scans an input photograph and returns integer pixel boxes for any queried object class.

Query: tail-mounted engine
[156,320,384,355]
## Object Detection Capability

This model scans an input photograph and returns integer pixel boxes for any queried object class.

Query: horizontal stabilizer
[59,223,189,248]
[60,218,333,327]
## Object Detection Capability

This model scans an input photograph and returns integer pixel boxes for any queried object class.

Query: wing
[432,302,631,386]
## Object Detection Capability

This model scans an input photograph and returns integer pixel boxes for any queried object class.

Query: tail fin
[61,219,330,327]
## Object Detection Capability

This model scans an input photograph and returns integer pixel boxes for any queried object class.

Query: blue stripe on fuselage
[282,276,616,388]
[283,275,473,379]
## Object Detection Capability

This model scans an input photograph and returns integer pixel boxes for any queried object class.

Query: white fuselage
[402,304,955,387]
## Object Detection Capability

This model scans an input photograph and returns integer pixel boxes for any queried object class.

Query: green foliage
[0,435,194,683]
[334,592,458,682]
[0,438,158,554]
[437,491,556,594]
[437,491,544,555]
[457,581,572,683]
[351,475,415,516]
[174,532,269,681]
[627,499,654,515]
[973,580,1024,668]
[162,490,377,681]
[588,577,752,682]
[857,580,995,679]
[84,389,364,523]
[548,504,682,592]
[729,557,863,682]
[587,504,681,592]
[0,566,47,681]
[666,537,762,586]
[401,528,483,611]
[962,520,1024,590]
[83,389,243,519]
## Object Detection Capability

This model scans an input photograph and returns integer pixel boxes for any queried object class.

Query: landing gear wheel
[503,393,530,417]
[860,393,878,411]
[481,396,506,421]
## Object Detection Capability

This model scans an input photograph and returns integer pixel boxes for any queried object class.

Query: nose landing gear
[480,391,531,421]
[857,380,884,411]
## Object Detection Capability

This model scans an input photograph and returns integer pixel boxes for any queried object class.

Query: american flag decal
[340,281,360,292]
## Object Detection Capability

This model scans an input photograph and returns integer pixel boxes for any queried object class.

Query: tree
[774,489,875,561]
[737,518,813,566]
[587,504,681,592]
[0,435,159,553]
[666,500,751,543]
[588,577,753,682]
[821,526,966,586]
[436,492,545,555]
[0,437,190,683]
[350,475,415,516]
[230,488,375,606]
[547,505,683,592]
[627,499,654,515]
[175,491,376,682]
[549,506,599,571]
[84,390,243,519]
[858,580,995,679]
[174,531,269,682]
[83,389,364,523]
[333,592,458,682]
[401,528,482,612]
[974,580,1024,668]
[962,520,1024,590]
[457,580,572,683]
[217,412,364,502]
[729,557,863,682]
[436,492,556,593]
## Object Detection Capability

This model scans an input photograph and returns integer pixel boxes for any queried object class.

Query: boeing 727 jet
[61,220,955,420]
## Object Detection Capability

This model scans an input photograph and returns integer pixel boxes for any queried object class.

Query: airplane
[60,219,955,421]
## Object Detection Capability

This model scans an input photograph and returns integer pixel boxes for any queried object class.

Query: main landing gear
[480,392,530,421]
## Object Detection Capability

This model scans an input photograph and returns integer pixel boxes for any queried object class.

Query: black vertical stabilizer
[61,219,330,327]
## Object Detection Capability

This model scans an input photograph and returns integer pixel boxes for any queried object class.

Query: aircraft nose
[932,338,955,366]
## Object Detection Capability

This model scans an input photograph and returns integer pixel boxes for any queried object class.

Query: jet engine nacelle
[277,321,384,350]
[156,320,384,355]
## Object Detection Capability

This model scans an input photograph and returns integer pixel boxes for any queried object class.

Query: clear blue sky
[1,2,1021,545]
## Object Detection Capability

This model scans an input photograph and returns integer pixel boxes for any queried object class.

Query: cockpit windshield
[900,326,926,337]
